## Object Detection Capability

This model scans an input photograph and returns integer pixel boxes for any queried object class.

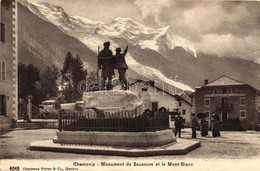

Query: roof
[205,75,246,87]
[129,79,192,106]
[195,75,260,93]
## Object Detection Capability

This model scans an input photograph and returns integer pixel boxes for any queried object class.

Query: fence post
[153,111,155,132]
[135,109,138,132]
[58,111,62,131]
[73,112,76,131]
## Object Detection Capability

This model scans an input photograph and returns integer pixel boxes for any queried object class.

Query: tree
[18,63,41,105]
[39,65,59,100]
[61,52,87,102]
[71,54,87,100]
[18,63,27,100]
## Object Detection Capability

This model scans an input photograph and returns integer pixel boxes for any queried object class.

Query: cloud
[133,0,172,26]
[133,0,260,64]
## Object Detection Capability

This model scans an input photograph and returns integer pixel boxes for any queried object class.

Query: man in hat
[114,45,128,90]
[174,113,184,138]
[191,113,199,138]
[98,41,115,90]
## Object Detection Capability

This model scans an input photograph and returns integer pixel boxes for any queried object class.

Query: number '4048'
[9,166,20,170]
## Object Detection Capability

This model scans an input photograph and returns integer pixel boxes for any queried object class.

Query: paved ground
[0,128,259,160]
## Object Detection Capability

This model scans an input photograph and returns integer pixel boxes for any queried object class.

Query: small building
[0,0,18,131]
[129,80,192,127]
[176,91,193,126]
[192,75,260,130]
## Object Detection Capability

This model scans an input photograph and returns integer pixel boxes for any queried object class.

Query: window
[151,102,158,112]
[222,87,227,94]
[1,23,5,43]
[178,101,182,107]
[206,120,210,128]
[204,98,210,106]
[141,87,148,92]
[0,60,6,81]
[218,99,222,105]
[205,111,210,118]
[0,95,7,115]
[240,97,245,106]
[182,109,186,115]
[213,88,218,94]
[231,87,236,94]
[1,0,11,9]
[239,110,246,118]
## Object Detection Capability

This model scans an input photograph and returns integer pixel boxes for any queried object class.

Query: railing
[58,109,169,132]
[216,103,233,112]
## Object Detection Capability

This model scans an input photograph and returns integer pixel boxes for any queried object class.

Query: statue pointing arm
[124,45,128,55]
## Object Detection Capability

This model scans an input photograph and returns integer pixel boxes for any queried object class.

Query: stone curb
[30,139,200,157]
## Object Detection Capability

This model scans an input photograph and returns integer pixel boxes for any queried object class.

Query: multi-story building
[192,75,260,130]
[0,0,18,131]
[129,80,192,127]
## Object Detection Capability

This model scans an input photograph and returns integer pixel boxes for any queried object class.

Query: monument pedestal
[53,129,176,147]
[30,90,200,156]
[82,90,144,113]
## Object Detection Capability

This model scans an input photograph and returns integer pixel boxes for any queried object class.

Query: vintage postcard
[0,0,260,170]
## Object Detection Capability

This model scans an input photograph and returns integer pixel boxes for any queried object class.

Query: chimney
[204,79,209,85]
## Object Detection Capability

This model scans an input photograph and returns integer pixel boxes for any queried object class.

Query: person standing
[212,113,221,137]
[191,113,199,139]
[200,117,208,137]
[114,46,128,90]
[174,113,184,138]
[98,41,115,90]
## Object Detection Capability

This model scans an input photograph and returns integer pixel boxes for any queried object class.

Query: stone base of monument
[30,130,200,156]
[82,90,144,113]
[53,130,176,147]
[29,90,200,156]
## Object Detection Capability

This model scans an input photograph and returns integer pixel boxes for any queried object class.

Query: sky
[28,0,260,64]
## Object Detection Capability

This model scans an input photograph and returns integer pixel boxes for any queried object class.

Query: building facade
[192,75,260,130]
[129,80,192,127]
[0,0,18,131]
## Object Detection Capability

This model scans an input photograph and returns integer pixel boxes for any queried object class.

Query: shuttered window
[1,23,5,43]
[1,0,11,9]
[0,60,6,81]
[0,95,7,115]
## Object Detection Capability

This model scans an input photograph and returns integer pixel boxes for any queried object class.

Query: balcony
[205,93,246,97]
[216,103,233,112]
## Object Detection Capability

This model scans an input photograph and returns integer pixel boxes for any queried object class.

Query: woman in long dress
[200,117,208,137]
[212,114,221,137]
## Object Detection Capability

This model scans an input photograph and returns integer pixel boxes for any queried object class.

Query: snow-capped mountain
[20,0,196,91]
[21,0,197,57]
[19,0,260,91]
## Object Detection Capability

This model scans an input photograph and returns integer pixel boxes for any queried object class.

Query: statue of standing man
[98,41,115,90]
[114,45,128,90]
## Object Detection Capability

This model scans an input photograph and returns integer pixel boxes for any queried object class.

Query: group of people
[98,41,128,90]
[174,113,221,138]
[191,113,221,138]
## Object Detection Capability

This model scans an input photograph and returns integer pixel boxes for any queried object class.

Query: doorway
[151,102,158,112]
[222,111,228,122]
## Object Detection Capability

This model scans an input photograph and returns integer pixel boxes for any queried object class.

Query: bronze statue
[114,45,128,90]
[98,41,115,90]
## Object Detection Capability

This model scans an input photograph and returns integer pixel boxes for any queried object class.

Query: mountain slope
[18,3,97,71]
[18,0,260,91]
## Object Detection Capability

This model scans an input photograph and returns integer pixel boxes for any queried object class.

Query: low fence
[58,109,169,132]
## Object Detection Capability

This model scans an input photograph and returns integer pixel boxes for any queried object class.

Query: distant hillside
[18,3,97,71]
[18,2,260,91]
